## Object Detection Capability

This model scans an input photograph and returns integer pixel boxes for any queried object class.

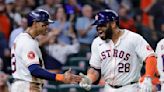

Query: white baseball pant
[11,80,43,92]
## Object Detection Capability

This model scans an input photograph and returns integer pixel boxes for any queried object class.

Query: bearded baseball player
[79,9,157,92]
[156,38,164,91]
[11,9,81,92]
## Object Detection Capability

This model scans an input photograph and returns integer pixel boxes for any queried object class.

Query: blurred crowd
[0,0,164,92]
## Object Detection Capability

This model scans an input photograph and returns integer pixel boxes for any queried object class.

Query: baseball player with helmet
[156,38,164,91]
[11,9,81,92]
[79,9,157,92]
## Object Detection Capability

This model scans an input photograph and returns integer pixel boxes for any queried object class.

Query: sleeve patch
[27,51,35,60]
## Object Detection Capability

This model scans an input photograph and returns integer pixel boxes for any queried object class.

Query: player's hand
[63,68,82,84]
[140,77,152,92]
[79,73,92,91]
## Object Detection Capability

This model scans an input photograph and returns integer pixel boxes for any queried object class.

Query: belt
[108,81,137,88]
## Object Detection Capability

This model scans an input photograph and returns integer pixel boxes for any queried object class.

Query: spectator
[36,33,63,73]
[36,28,79,74]
[140,0,156,28]
[21,0,38,16]
[75,4,97,54]
[0,1,11,40]
[104,0,120,12]
[134,9,157,49]
[87,0,109,15]
[9,17,28,48]
[49,6,75,44]
[37,0,61,17]
[14,0,31,16]
[64,0,82,17]
[0,32,9,58]
[148,0,164,31]
[45,29,80,66]
[26,0,37,10]
[0,32,11,74]
[118,3,137,33]
[5,0,17,29]
[155,20,164,41]
[15,0,26,13]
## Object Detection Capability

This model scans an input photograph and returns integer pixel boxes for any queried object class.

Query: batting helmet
[27,9,54,27]
[92,9,119,26]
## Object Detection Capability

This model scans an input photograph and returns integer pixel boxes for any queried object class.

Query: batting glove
[140,77,152,92]
[79,73,92,91]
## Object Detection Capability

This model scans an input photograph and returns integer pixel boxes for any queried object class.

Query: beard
[97,23,113,40]
[104,26,113,40]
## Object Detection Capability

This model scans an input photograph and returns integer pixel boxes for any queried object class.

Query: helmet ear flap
[116,17,119,26]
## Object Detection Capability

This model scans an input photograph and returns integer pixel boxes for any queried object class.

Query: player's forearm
[145,56,157,78]
[87,68,100,83]
[28,64,64,82]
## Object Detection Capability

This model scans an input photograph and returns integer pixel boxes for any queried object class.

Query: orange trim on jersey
[56,74,64,82]
[145,56,157,78]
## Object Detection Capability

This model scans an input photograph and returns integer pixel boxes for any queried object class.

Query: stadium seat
[43,83,57,92]
[62,66,85,74]
[67,57,89,70]
[89,85,104,92]
[58,84,85,92]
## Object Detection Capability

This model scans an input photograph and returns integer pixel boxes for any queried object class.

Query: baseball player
[156,38,164,91]
[11,9,81,92]
[79,9,157,92]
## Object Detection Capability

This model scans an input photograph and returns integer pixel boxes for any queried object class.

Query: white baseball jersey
[11,32,44,84]
[90,29,155,85]
[156,38,164,82]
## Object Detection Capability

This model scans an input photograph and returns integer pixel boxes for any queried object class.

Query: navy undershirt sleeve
[28,64,56,81]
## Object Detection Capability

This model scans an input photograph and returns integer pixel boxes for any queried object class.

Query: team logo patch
[146,45,153,51]
[27,51,35,59]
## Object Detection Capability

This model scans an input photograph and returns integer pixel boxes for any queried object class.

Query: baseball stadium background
[0,0,163,92]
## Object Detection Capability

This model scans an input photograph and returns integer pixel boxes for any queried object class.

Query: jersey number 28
[118,62,130,73]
